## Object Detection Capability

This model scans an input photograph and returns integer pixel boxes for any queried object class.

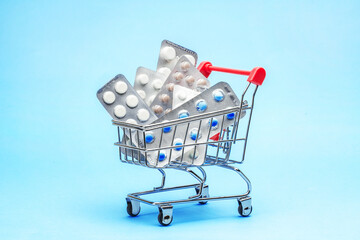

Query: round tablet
[178,110,190,119]
[114,81,128,94]
[147,95,156,106]
[212,89,225,102]
[152,105,163,114]
[164,108,172,114]
[145,132,155,144]
[196,78,207,86]
[195,99,207,112]
[136,90,146,100]
[181,61,191,71]
[160,94,170,103]
[136,74,149,85]
[157,67,171,77]
[208,118,219,130]
[185,76,195,86]
[173,138,183,151]
[166,83,175,92]
[188,149,199,159]
[158,151,167,161]
[152,79,163,90]
[189,128,202,141]
[160,46,176,61]
[227,112,235,120]
[126,119,137,124]
[184,54,196,65]
[102,91,116,104]
[176,91,187,101]
[173,72,184,82]
[113,105,126,118]
[126,95,139,108]
[137,108,150,122]
[162,120,172,133]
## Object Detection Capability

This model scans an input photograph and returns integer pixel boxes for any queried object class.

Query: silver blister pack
[145,82,246,167]
[133,67,166,106]
[172,85,200,109]
[150,56,210,118]
[156,40,198,78]
[96,74,158,125]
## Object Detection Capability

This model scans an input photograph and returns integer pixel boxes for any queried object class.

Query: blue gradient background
[1,0,359,239]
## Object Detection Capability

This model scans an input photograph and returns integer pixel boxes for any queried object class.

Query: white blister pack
[96,74,157,125]
[133,67,167,106]
[150,56,210,118]
[156,40,198,78]
[145,82,246,167]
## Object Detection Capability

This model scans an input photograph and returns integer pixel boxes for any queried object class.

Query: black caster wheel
[126,200,140,217]
[158,208,173,226]
[195,187,208,205]
[238,203,252,217]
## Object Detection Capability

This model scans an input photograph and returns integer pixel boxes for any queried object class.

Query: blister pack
[156,40,198,78]
[133,67,167,106]
[172,85,200,109]
[96,74,157,125]
[150,56,210,118]
[145,82,246,167]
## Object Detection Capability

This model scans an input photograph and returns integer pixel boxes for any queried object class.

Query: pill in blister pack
[172,85,200,109]
[156,40,198,78]
[96,74,157,125]
[150,55,210,118]
[146,82,245,167]
[133,67,167,106]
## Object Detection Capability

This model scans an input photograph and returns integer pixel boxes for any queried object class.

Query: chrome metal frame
[113,82,259,225]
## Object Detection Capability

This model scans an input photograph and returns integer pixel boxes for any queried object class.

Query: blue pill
[209,118,219,129]
[158,152,166,161]
[227,112,235,120]
[163,126,172,133]
[178,110,190,119]
[174,142,183,151]
[196,100,207,112]
[213,89,225,102]
[145,133,155,143]
[190,128,201,141]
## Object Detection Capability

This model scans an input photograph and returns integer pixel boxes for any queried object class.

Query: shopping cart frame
[111,62,266,225]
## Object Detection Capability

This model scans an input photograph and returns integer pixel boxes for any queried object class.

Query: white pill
[177,91,187,101]
[113,105,126,118]
[147,95,156,106]
[152,79,163,90]
[126,119,137,124]
[136,73,149,85]
[114,81,128,94]
[160,46,176,61]
[137,90,146,100]
[126,95,139,108]
[102,91,116,104]
[181,61,191,71]
[184,54,196,65]
[137,108,150,122]
[157,67,171,77]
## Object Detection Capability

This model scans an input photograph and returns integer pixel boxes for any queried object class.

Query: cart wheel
[195,186,209,205]
[158,207,173,226]
[126,200,140,217]
[238,203,252,217]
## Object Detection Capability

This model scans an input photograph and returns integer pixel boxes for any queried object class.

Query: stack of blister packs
[97,40,246,168]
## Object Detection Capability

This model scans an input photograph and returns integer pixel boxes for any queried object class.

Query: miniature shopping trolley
[112,62,266,226]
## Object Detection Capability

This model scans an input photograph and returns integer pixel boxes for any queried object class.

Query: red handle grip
[197,61,266,86]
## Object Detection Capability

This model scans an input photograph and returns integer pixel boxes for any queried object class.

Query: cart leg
[158,205,173,226]
[195,184,210,204]
[237,196,252,217]
[126,198,141,217]
[153,169,166,190]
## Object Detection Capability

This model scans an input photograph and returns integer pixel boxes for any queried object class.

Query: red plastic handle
[197,61,266,86]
